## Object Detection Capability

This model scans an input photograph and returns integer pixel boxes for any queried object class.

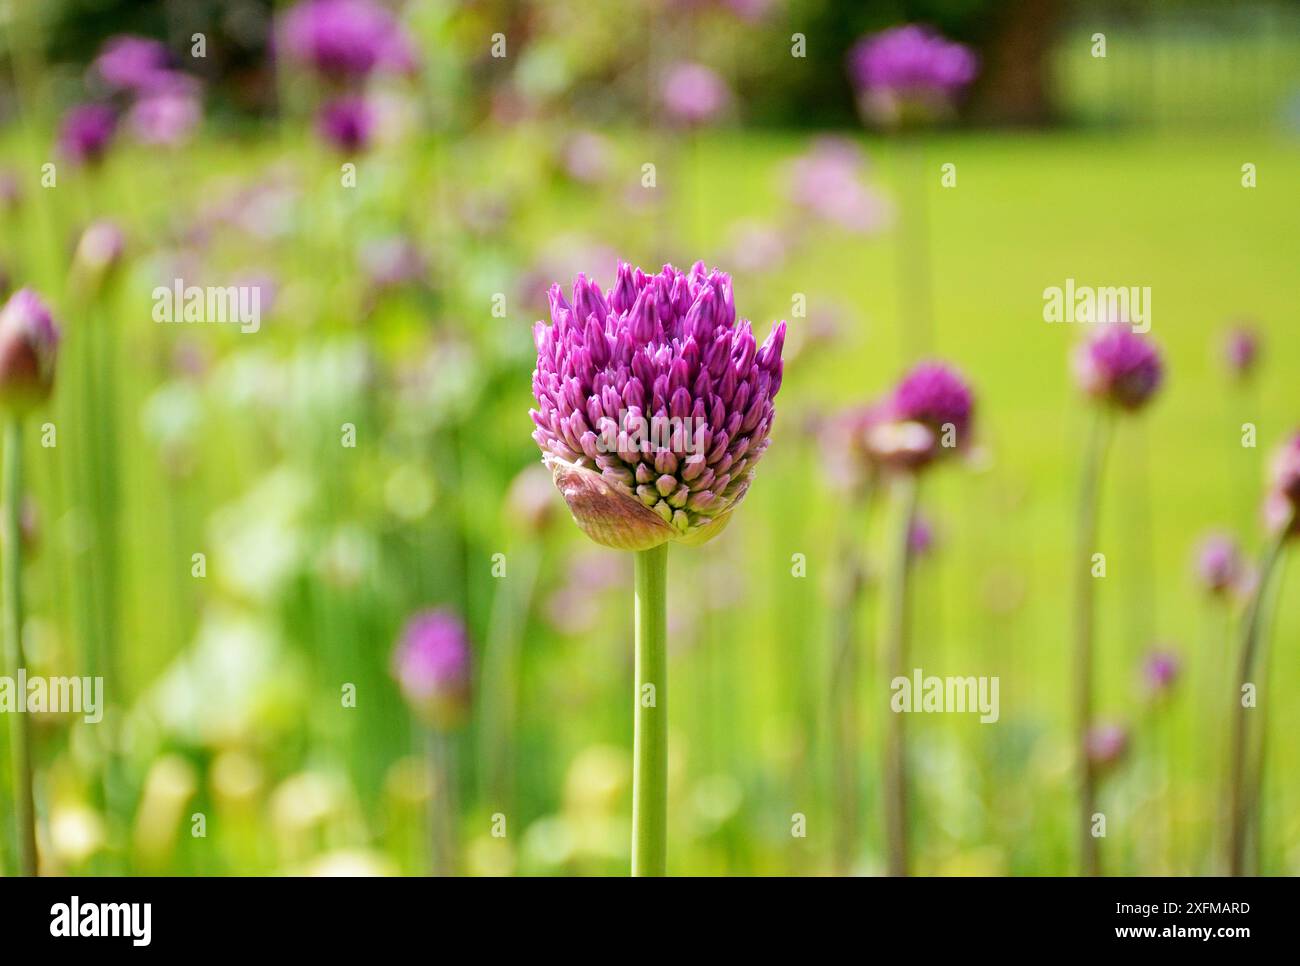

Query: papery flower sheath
[530,262,785,550]
[0,289,61,409]
[866,361,974,470]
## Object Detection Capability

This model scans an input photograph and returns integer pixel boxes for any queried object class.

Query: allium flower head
[531,262,785,550]
[128,79,202,146]
[866,361,974,470]
[1085,723,1129,771]
[1142,649,1180,696]
[847,25,978,127]
[58,104,117,166]
[391,609,471,728]
[279,0,417,80]
[316,95,374,152]
[1194,532,1243,596]
[1264,431,1300,538]
[0,289,61,409]
[92,35,172,93]
[786,137,890,235]
[73,220,125,289]
[660,63,731,127]
[1073,328,1163,411]
[1222,324,1260,380]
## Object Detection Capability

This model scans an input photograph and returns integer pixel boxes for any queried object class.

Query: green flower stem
[3,418,36,876]
[632,543,668,876]
[1227,525,1288,876]
[1073,411,1112,877]
[426,727,458,877]
[883,473,918,877]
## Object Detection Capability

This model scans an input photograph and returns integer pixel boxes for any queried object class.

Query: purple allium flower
[660,63,731,127]
[866,361,974,469]
[908,512,935,557]
[1222,324,1260,380]
[530,262,785,550]
[73,220,125,282]
[1142,649,1181,696]
[58,104,117,166]
[1085,723,1129,770]
[1265,431,1300,538]
[128,80,202,146]
[786,137,890,235]
[391,609,472,728]
[1194,532,1243,596]
[1072,328,1163,411]
[561,131,612,184]
[846,25,978,127]
[316,95,375,152]
[278,0,417,80]
[0,289,61,409]
[92,35,172,93]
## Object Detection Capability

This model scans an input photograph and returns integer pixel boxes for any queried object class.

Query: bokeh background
[0,0,1298,876]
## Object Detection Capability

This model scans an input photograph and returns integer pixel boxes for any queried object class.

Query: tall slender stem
[1227,526,1288,876]
[1073,411,1111,876]
[883,473,918,877]
[426,727,458,877]
[830,536,865,876]
[632,543,668,876]
[3,418,36,876]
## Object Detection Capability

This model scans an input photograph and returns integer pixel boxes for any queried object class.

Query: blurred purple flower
[1073,328,1163,411]
[1222,324,1260,380]
[128,79,202,146]
[316,95,375,152]
[1142,649,1180,696]
[561,131,613,184]
[0,169,23,213]
[908,512,935,557]
[531,262,785,549]
[866,361,974,470]
[58,104,117,166]
[0,288,61,409]
[726,219,786,274]
[787,137,891,235]
[1194,532,1243,597]
[1265,431,1300,538]
[359,235,426,290]
[93,35,172,94]
[1085,723,1129,770]
[392,609,472,728]
[661,62,731,127]
[73,220,125,282]
[279,0,417,80]
[847,24,978,126]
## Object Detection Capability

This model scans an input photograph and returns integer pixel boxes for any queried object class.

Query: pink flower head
[847,25,978,126]
[660,63,731,127]
[1142,649,1180,696]
[93,35,172,93]
[531,262,785,550]
[278,0,417,80]
[1085,723,1129,771]
[391,609,472,728]
[1265,431,1300,538]
[0,289,61,409]
[1194,532,1243,596]
[59,104,117,166]
[128,77,202,146]
[786,137,890,235]
[1073,328,1163,411]
[1222,324,1260,380]
[316,95,375,152]
[866,361,974,470]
